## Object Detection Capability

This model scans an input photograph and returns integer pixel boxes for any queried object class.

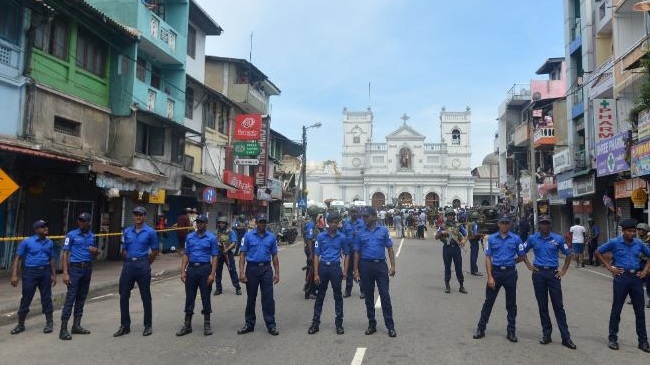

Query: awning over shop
[183,172,237,191]
[91,162,164,183]
[0,142,80,163]
[91,161,165,192]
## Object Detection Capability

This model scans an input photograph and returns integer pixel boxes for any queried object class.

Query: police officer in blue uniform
[473,215,522,342]
[595,218,650,352]
[303,211,319,299]
[176,214,219,336]
[214,216,242,296]
[436,209,468,294]
[113,206,159,337]
[308,211,349,335]
[519,215,576,349]
[10,219,57,335]
[343,206,365,298]
[237,214,280,336]
[353,207,397,338]
[59,212,99,340]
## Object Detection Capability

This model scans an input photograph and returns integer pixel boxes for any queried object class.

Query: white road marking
[375,297,381,308]
[351,347,366,365]
[581,266,615,279]
[89,293,113,300]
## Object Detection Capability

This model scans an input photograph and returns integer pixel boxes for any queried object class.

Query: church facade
[306,107,474,208]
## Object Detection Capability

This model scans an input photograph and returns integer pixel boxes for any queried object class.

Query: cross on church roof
[400,113,409,125]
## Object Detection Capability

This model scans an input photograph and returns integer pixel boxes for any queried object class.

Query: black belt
[25,266,47,270]
[361,259,384,263]
[319,261,340,266]
[248,261,270,266]
[126,257,147,262]
[618,268,639,274]
[70,262,92,268]
[534,265,558,270]
[494,266,515,271]
[188,262,210,267]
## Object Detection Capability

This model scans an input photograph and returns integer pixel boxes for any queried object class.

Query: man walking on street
[113,206,159,337]
[59,213,99,340]
[237,214,280,336]
[343,207,365,299]
[10,219,57,335]
[436,209,468,294]
[570,218,587,268]
[174,208,192,255]
[176,214,218,336]
[468,212,483,276]
[393,212,403,239]
[214,216,242,296]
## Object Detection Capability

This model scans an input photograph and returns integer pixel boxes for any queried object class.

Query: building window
[150,65,161,89]
[76,28,107,77]
[136,122,164,156]
[399,147,411,169]
[0,1,21,45]
[218,105,230,135]
[184,155,194,172]
[187,25,196,58]
[54,116,81,137]
[34,16,69,60]
[204,100,216,129]
[136,58,146,81]
[185,87,194,118]
[353,136,360,143]
[171,130,185,163]
[451,129,461,145]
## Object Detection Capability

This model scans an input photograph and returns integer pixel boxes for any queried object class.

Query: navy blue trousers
[118,260,152,327]
[244,263,276,329]
[345,260,362,295]
[532,268,570,341]
[18,267,53,316]
[312,264,343,326]
[215,251,240,291]
[469,240,480,274]
[477,268,517,332]
[609,273,647,343]
[443,244,464,285]
[61,265,92,320]
[359,260,394,330]
[304,245,317,295]
[184,263,212,315]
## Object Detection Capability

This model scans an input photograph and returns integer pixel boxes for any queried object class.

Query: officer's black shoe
[59,319,72,341]
[343,291,351,298]
[471,272,483,276]
[267,327,279,336]
[608,340,619,350]
[43,313,54,334]
[336,326,344,335]
[307,324,319,335]
[444,284,451,294]
[359,293,365,299]
[237,325,254,335]
[305,293,316,300]
[236,288,242,295]
[472,329,485,339]
[71,316,90,334]
[539,336,552,345]
[142,326,153,336]
[388,329,397,338]
[176,315,192,336]
[646,300,650,309]
[365,326,377,335]
[112,326,130,337]
[213,290,222,296]
[204,314,213,336]
[506,331,518,343]
[639,341,650,353]
[459,286,468,294]
[11,324,25,335]
[562,339,577,350]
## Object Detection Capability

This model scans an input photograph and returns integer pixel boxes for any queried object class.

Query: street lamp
[301,122,322,216]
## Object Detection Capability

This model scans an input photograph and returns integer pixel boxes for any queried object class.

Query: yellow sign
[631,188,648,209]
[148,189,166,204]
[0,168,19,205]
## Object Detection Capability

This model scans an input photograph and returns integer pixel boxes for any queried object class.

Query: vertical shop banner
[596,131,630,177]
[223,170,254,200]
[632,139,650,178]
[255,117,269,186]
[233,114,262,140]
[638,110,650,143]
[593,99,616,142]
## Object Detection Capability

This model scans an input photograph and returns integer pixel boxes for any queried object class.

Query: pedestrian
[519,215,577,349]
[308,212,349,335]
[587,218,600,266]
[343,206,366,299]
[569,218,587,268]
[113,206,159,337]
[59,212,99,340]
[393,212,403,239]
[595,218,650,352]
[10,219,57,335]
[473,215,523,342]
[518,217,530,243]
[237,214,280,336]
[174,208,192,255]
[353,207,397,337]
[232,214,249,256]
[638,223,650,308]
[303,210,319,299]
[214,216,242,296]
[417,210,427,239]
[188,208,198,231]
[175,214,218,336]
[468,212,483,276]
[405,213,415,239]
[436,208,468,294]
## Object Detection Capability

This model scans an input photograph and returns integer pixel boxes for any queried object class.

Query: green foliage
[629,52,650,127]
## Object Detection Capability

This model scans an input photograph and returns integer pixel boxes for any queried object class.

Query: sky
[195,0,565,169]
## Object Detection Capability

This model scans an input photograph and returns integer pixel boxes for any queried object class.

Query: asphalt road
[1,235,649,365]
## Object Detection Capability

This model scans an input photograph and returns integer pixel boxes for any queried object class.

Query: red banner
[234,114,262,140]
[223,170,254,201]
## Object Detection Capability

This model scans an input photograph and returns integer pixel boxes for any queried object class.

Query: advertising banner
[233,114,262,140]
[632,139,650,178]
[596,131,630,177]
[223,170,254,200]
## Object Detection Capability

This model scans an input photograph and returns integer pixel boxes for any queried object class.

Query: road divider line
[89,293,113,301]
[375,296,381,309]
[581,266,614,279]
[396,238,404,258]
[351,347,366,365]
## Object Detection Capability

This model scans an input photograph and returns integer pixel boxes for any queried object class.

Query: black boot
[43,313,54,334]
[444,283,451,294]
[11,313,26,335]
[59,319,72,340]
[176,314,192,336]
[203,314,212,336]
[71,316,90,334]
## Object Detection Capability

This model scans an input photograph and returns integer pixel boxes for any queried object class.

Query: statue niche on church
[399,148,411,169]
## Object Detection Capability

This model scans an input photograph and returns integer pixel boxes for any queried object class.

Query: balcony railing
[136,1,186,65]
[505,84,531,106]
[533,127,556,149]
[424,143,444,151]
[136,79,183,123]
[366,143,387,151]
[230,83,268,114]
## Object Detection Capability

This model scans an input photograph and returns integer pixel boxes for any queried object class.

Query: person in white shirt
[569,218,587,268]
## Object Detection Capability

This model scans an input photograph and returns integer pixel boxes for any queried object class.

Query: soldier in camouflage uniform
[214,217,242,296]
[436,209,468,294]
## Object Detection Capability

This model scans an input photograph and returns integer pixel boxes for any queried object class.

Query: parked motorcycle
[278,224,298,244]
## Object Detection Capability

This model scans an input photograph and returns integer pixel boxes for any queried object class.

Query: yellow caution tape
[0,226,193,242]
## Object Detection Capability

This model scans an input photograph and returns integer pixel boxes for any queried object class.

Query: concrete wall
[186,21,207,83]
[108,115,136,165]
[204,61,228,95]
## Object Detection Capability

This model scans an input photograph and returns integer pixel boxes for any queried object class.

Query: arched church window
[399,147,411,169]
[451,129,461,145]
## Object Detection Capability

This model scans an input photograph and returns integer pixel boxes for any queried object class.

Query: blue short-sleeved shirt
[241,230,278,263]
[597,236,650,270]
[486,231,523,267]
[185,231,219,263]
[17,235,54,267]
[122,224,158,259]
[63,229,96,263]
[354,225,393,260]
[520,232,570,267]
[343,218,366,251]
[315,230,349,263]
[304,221,318,241]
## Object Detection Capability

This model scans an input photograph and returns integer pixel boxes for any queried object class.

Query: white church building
[306,107,474,208]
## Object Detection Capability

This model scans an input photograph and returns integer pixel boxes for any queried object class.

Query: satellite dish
[532,92,542,101]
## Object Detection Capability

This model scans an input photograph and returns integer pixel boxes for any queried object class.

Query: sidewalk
[0,253,182,326]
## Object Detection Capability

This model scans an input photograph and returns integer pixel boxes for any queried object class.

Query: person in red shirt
[175,208,192,255]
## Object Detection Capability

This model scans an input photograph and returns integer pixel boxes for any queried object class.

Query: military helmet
[444,208,456,216]
[469,211,480,219]
[216,216,228,224]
